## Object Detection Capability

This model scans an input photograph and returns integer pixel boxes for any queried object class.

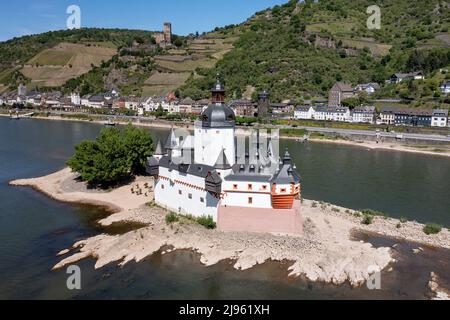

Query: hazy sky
[0,0,288,42]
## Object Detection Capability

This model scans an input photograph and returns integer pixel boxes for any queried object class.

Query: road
[279,125,450,143]
[11,110,450,143]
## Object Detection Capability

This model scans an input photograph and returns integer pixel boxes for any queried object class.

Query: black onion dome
[200,104,236,128]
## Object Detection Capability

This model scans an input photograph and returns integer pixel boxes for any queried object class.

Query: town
[2,76,450,129]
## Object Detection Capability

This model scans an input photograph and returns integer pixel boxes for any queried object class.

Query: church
[146,79,303,235]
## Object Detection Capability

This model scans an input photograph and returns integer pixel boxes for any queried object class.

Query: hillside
[1,0,449,104]
[0,28,157,92]
[179,0,450,104]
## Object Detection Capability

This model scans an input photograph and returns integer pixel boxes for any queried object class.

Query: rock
[57,249,70,256]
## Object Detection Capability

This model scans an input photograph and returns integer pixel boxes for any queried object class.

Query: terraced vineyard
[142,33,238,96]
[21,42,116,87]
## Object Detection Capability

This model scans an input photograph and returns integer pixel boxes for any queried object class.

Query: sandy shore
[9,168,450,289]
[2,113,449,158]
[305,138,450,158]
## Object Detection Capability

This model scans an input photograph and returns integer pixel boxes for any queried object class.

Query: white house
[80,95,91,107]
[379,107,396,125]
[355,83,380,95]
[390,72,424,83]
[124,97,140,110]
[314,106,351,122]
[87,94,105,109]
[431,109,448,127]
[440,81,450,95]
[294,106,315,120]
[70,93,81,106]
[352,106,376,124]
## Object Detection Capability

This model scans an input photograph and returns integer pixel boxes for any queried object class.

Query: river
[0,117,448,299]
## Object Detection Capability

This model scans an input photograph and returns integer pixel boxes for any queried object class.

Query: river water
[0,117,448,299]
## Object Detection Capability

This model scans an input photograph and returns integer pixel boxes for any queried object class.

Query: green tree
[67,125,153,186]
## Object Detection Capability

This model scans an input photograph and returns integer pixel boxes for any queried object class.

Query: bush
[165,212,179,225]
[400,217,408,223]
[196,216,216,229]
[67,124,153,186]
[361,209,388,218]
[362,215,374,225]
[423,223,442,235]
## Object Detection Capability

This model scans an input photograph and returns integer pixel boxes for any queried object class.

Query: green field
[145,72,191,86]
[29,50,74,66]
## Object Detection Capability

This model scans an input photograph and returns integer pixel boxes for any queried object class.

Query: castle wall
[154,166,220,221]
[222,180,272,208]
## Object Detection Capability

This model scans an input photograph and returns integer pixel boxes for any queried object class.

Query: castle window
[200,197,205,203]
[178,190,182,195]
[248,197,253,204]
[248,184,253,190]
[188,193,192,199]
[233,184,238,190]
[161,184,165,189]
[281,188,287,193]
[262,185,267,191]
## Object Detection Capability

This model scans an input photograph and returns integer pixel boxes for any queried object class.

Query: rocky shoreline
[9,168,450,290]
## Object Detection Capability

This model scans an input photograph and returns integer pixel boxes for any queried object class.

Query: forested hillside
[178,0,450,103]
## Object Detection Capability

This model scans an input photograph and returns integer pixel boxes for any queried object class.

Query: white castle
[146,80,303,235]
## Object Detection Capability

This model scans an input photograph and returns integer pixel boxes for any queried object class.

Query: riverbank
[9,168,450,292]
[2,113,450,158]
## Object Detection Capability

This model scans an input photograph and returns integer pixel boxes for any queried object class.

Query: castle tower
[194,78,236,167]
[211,78,225,104]
[257,90,270,118]
[18,83,27,97]
[164,22,172,44]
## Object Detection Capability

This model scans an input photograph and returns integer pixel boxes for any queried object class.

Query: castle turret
[194,77,236,167]
[257,90,270,118]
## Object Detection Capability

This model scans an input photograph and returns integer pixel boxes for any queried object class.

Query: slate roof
[215,149,232,170]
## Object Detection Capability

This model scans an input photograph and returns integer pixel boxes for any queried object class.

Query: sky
[0,0,288,42]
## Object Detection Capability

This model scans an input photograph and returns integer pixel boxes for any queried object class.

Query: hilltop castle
[154,22,172,45]
[146,80,303,235]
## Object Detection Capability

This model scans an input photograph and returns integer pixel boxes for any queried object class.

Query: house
[294,106,315,120]
[230,99,257,117]
[390,72,424,84]
[314,106,351,122]
[70,93,81,106]
[80,95,91,107]
[440,81,450,95]
[178,97,195,114]
[379,107,396,125]
[113,97,126,109]
[394,108,433,127]
[355,83,380,95]
[352,106,376,124]
[329,82,355,107]
[87,94,105,109]
[42,92,62,108]
[270,102,294,115]
[124,96,140,110]
[431,109,448,128]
